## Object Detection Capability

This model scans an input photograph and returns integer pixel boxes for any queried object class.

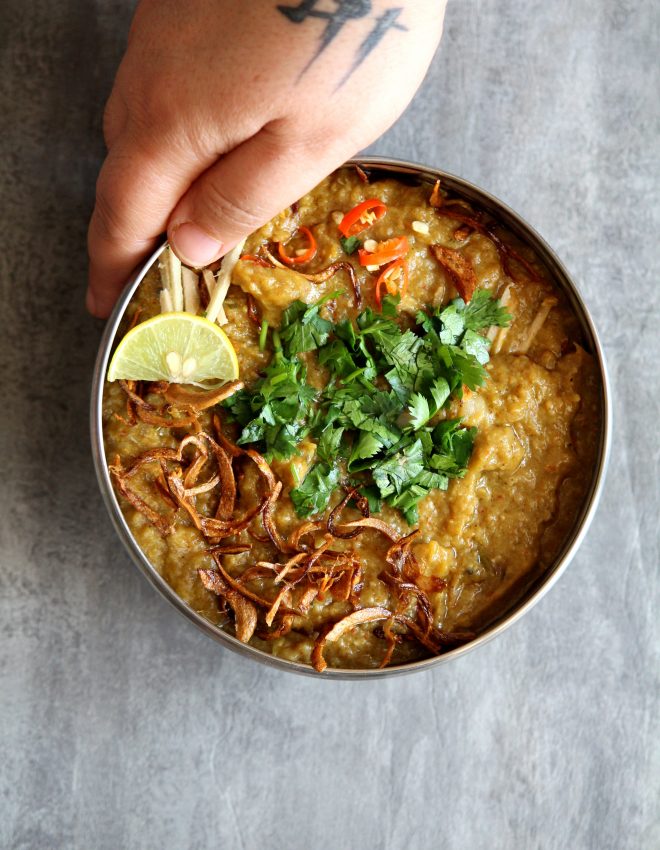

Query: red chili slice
[375,259,408,309]
[359,236,409,268]
[277,226,317,265]
[338,199,387,237]
[240,254,271,267]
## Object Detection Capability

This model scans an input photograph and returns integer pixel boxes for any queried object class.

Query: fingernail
[170,222,223,267]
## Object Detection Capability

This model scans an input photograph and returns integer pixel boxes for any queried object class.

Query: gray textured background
[1,1,658,848]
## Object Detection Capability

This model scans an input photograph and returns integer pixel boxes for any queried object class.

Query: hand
[87,0,446,316]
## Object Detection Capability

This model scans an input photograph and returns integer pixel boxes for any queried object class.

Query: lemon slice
[107,312,239,384]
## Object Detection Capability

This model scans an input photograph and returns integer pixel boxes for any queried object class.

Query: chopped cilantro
[340,235,361,255]
[290,463,340,517]
[461,289,512,330]
[222,352,317,461]
[223,288,509,521]
[316,424,345,464]
[278,290,344,357]
[258,319,269,352]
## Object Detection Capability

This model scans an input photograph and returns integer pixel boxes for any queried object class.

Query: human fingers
[86,136,213,317]
[167,124,354,267]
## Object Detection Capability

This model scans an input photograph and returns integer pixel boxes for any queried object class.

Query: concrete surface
[1,1,658,848]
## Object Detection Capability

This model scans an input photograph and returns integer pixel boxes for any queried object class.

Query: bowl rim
[90,155,612,679]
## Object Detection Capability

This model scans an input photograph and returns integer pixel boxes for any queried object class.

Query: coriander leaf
[461,329,491,365]
[413,469,450,491]
[407,393,430,430]
[380,293,401,318]
[385,486,425,524]
[231,288,493,526]
[340,235,361,254]
[224,350,317,460]
[461,290,512,331]
[279,300,333,356]
[317,339,359,380]
[290,463,340,518]
[348,431,384,469]
[428,451,467,476]
[221,388,253,427]
[359,390,402,421]
[433,344,488,391]
[415,310,434,334]
[429,376,451,411]
[418,428,434,457]
[436,303,465,344]
[372,439,425,499]
[432,418,463,444]
[265,421,312,460]
[385,369,412,405]
[450,427,477,466]
[433,419,477,468]
[338,396,400,446]
[317,425,344,464]
[367,323,433,393]
[333,318,378,378]
[236,418,266,445]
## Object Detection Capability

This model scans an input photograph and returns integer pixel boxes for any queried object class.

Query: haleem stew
[103,166,601,671]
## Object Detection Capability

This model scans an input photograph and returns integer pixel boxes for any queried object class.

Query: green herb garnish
[258,319,269,352]
[223,290,510,523]
[340,235,361,255]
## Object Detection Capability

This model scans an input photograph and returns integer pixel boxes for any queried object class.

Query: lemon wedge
[107,312,239,384]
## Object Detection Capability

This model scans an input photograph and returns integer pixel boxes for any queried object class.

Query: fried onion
[163,380,243,410]
[385,530,420,576]
[118,380,153,411]
[312,607,391,672]
[246,293,261,325]
[211,553,297,615]
[430,245,478,303]
[109,458,174,536]
[261,249,362,309]
[262,482,297,554]
[327,488,370,539]
[429,179,443,208]
[198,569,258,643]
[338,517,401,541]
[439,205,541,284]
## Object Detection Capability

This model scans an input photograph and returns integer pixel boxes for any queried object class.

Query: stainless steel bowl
[90,156,612,678]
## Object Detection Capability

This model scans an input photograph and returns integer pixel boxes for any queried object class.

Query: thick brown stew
[103,167,601,671]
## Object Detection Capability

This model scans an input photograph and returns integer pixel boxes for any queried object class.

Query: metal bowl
[90,156,612,678]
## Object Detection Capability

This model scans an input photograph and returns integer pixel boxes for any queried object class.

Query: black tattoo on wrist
[277,0,407,87]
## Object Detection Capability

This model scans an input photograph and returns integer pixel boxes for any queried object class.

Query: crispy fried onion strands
[289,520,323,551]
[430,245,478,303]
[199,569,258,643]
[109,456,174,536]
[312,607,391,673]
[162,380,243,411]
[210,554,296,614]
[257,248,362,310]
[338,517,400,541]
[118,380,153,410]
[118,380,201,429]
[246,293,261,326]
[109,428,269,541]
[262,481,297,554]
[438,205,541,284]
[327,488,370,539]
[110,400,472,670]
[385,530,420,577]
[118,380,243,430]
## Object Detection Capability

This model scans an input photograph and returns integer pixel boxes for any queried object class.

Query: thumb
[167,128,346,267]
